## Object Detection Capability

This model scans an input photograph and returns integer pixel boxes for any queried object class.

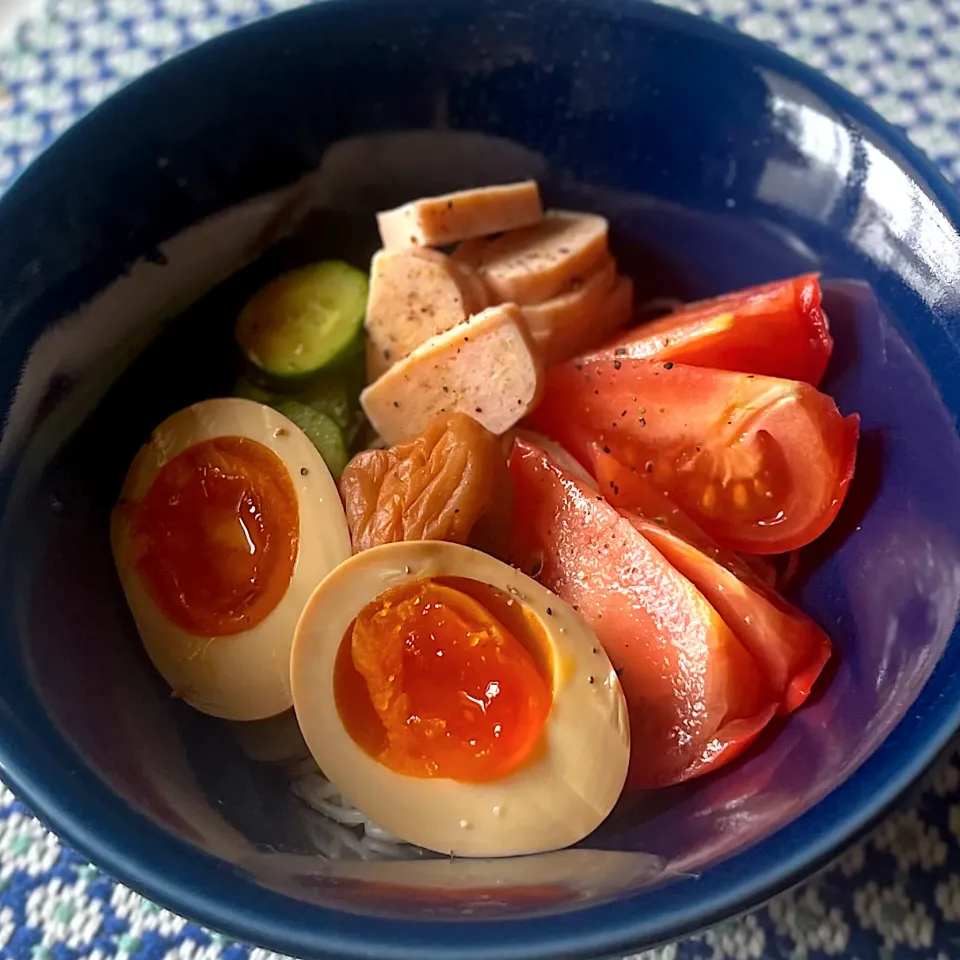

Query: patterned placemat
[2,0,960,957]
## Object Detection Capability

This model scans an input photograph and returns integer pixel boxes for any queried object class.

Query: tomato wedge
[588,445,776,585]
[583,274,833,386]
[531,359,859,555]
[591,445,832,713]
[508,438,777,788]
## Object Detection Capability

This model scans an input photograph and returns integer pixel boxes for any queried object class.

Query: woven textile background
[2,0,960,957]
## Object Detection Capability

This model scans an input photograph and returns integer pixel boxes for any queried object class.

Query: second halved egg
[291,540,630,858]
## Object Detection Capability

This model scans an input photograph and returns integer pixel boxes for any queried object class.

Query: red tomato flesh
[583,274,833,386]
[508,438,778,788]
[591,446,832,713]
[531,359,859,555]
[588,444,777,586]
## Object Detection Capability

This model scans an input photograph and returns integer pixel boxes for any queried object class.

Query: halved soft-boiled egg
[291,540,630,857]
[111,397,351,721]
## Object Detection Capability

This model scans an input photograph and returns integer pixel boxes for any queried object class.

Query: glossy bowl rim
[1,1,960,958]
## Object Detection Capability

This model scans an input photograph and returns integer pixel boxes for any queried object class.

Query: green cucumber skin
[235,260,368,382]
[234,336,366,452]
[272,400,349,477]
[232,380,360,469]
[237,334,362,392]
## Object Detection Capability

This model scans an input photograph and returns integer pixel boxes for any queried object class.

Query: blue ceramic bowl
[1,1,960,957]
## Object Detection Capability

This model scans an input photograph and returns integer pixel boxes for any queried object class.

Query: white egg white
[290,540,630,858]
[111,397,351,721]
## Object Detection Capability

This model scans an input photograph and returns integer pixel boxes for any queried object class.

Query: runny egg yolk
[128,436,299,636]
[334,578,553,783]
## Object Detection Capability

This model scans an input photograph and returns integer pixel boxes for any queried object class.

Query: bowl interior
[1,0,960,956]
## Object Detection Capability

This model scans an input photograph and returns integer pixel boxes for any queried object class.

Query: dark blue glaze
[1,0,960,957]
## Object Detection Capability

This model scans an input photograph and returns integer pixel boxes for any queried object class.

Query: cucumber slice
[235,261,368,382]
[273,401,349,477]
[297,376,355,432]
[234,371,365,448]
[236,374,354,430]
